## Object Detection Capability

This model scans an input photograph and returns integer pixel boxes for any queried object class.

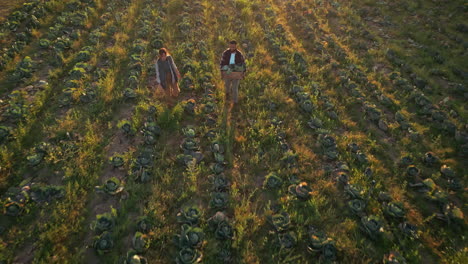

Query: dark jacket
[220,49,246,71]
[155,55,179,88]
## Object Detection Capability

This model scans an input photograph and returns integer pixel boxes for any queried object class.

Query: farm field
[0,0,466,263]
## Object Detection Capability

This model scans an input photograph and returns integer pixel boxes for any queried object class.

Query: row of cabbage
[0,0,150,262]
[172,2,220,263]
[89,1,166,262]
[0,0,106,191]
[288,1,467,154]
[0,0,110,220]
[0,0,77,71]
[283,0,465,233]
[253,3,434,262]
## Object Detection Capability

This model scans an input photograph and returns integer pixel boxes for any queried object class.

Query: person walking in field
[220,40,247,105]
[155,48,181,99]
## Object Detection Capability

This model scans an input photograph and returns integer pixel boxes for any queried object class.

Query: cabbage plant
[360,215,383,240]
[215,221,234,240]
[110,155,125,168]
[398,222,418,239]
[268,212,290,232]
[288,182,312,200]
[90,210,117,233]
[93,231,113,255]
[175,247,202,264]
[124,250,147,264]
[384,202,405,219]
[174,224,204,249]
[440,165,455,178]
[210,192,229,209]
[348,199,366,216]
[4,199,24,216]
[0,126,11,143]
[132,232,150,253]
[278,231,297,249]
[263,172,283,190]
[95,177,124,195]
[136,216,153,233]
[212,174,230,191]
[30,185,65,203]
[344,184,365,200]
[177,206,202,225]
[307,227,337,262]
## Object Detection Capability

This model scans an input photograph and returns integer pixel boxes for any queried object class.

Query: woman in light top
[155,48,181,98]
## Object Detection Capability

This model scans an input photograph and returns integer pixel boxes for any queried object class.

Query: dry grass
[0,0,25,21]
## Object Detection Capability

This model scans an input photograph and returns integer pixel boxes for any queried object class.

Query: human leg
[231,79,240,103]
[224,78,232,100]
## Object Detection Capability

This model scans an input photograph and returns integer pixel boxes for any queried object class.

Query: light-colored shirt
[229,53,236,64]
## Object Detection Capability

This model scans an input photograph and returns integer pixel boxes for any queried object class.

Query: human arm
[169,56,181,80]
[219,50,228,69]
[155,60,161,84]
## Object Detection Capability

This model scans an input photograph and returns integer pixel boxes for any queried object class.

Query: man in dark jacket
[220,40,246,104]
